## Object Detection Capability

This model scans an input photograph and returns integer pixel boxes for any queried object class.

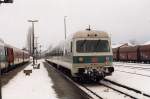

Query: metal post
[39,45,42,58]
[64,16,67,40]
[32,22,35,65]
[28,20,38,66]
[64,16,67,56]
[35,37,38,63]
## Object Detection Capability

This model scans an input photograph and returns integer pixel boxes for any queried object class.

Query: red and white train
[0,40,30,73]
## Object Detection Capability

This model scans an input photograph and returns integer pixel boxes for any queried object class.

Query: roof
[72,30,109,38]
[112,43,129,48]
[144,41,150,45]
[119,46,139,52]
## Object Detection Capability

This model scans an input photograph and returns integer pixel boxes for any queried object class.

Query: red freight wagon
[112,48,119,61]
[139,45,150,62]
[126,46,139,62]
[119,47,129,61]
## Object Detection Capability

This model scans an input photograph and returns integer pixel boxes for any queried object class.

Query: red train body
[0,42,30,73]
[112,44,150,63]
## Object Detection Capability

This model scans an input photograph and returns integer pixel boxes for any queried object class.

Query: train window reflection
[76,40,110,52]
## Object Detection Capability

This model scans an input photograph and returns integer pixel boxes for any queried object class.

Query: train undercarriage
[74,66,114,82]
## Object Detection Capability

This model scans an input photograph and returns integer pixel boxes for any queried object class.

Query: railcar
[47,29,114,82]
[112,44,150,63]
[0,41,30,74]
[139,45,150,62]
[0,41,7,72]
[112,47,119,61]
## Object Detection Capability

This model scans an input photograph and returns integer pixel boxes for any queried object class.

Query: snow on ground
[85,85,131,99]
[2,60,58,99]
[113,62,150,76]
[106,62,150,95]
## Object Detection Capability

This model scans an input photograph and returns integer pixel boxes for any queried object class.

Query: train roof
[4,43,28,52]
[119,46,139,52]
[139,44,150,51]
[72,30,109,39]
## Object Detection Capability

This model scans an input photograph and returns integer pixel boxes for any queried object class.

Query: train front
[72,30,114,81]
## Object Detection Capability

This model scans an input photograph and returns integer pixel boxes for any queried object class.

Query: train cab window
[76,40,110,53]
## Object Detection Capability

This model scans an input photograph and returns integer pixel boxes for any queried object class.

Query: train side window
[71,42,72,52]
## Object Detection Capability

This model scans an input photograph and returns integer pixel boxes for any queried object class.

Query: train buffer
[23,69,32,76]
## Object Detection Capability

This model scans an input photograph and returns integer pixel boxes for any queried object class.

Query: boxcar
[126,46,139,62]
[139,45,150,62]
[112,47,119,61]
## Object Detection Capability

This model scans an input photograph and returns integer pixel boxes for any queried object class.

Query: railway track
[46,60,149,99]
[102,78,150,99]
[115,64,150,71]
[114,62,150,68]
[115,69,150,77]
[114,62,150,77]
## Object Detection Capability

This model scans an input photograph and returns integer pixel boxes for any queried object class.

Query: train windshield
[76,40,110,53]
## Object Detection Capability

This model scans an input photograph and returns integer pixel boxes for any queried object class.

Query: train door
[7,48,14,66]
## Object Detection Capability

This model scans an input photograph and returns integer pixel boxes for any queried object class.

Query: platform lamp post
[35,36,39,63]
[0,1,13,99]
[39,45,42,59]
[28,20,38,66]
[64,16,67,56]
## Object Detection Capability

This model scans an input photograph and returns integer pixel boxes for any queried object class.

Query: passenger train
[0,40,30,74]
[46,29,114,82]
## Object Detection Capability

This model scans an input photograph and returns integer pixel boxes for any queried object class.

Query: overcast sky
[0,0,150,50]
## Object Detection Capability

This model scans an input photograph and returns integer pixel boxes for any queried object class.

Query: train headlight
[79,57,84,62]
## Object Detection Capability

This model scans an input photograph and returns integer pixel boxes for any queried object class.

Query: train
[113,44,150,63]
[46,29,114,82]
[0,40,30,74]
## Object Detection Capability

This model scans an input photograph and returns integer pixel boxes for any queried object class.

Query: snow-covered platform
[106,62,150,95]
[2,60,58,99]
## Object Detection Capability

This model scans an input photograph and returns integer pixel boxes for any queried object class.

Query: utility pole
[0,1,13,99]
[64,16,67,56]
[28,20,38,66]
[35,36,39,63]
[39,45,42,58]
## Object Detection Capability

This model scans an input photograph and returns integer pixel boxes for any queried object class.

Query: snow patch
[2,60,58,99]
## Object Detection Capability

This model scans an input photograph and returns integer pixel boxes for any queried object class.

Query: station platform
[2,60,58,99]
